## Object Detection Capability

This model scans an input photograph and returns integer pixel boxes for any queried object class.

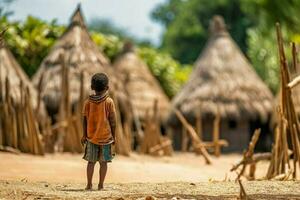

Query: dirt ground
[1,152,300,199]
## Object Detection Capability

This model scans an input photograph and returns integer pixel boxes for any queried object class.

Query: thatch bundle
[0,42,46,155]
[168,16,273,123]
[0,43,41,110]
[113,45,170,122]
[32,5,124,115]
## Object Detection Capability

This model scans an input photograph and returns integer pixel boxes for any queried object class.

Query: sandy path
[1,180,300,199]
[0,152,269,183]
[1,152,300,199]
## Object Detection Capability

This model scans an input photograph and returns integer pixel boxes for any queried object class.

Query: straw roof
[168,16,273,124]
[0,42,41,110]
[32,5,123,112]
[113,45,170,122]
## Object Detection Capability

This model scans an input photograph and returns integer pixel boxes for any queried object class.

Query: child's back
[83,92,115,145]
[81,73,116,190]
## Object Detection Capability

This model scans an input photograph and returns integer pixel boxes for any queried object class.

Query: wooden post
[36,72,44,114]
[195,106,203,140]
[174,108,212,164]
[230,129,261,180]
[213,110,221,157]
[181,126,188,151]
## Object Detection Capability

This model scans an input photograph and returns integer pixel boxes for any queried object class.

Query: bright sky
[8,0,166,45]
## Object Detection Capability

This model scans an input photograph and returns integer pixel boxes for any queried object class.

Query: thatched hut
[32,5,123,117]
[0,42,46,154]
[0,42,44,113]
[113,43,170,125]
[112,43,172,155]
[167,16,274,152]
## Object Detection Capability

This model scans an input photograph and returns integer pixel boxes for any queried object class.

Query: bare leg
[98,161,107,190]
[86,162,95,190]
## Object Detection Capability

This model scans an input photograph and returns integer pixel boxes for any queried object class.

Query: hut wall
[171,118,250,152]
[201,119,249,152]
[219,120,249,152]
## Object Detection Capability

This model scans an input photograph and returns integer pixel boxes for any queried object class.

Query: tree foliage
[138,47,191,97]
[0,16,64,76]
[242,0,300,93]
[152,0,300,93]
[152,0,252,64]
[0,16,189,97]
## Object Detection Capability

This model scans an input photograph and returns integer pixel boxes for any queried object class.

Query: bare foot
[98,184,103,190]
[85,184,92,190]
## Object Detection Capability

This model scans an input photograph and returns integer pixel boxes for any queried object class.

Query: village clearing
[1,152,300,200]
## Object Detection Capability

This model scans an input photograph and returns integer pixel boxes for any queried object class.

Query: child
[81,73,116,190]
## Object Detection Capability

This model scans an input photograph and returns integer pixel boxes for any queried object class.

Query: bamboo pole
[4,77,13,147]
[36,72,44,114]
[212,110,221,157]
[174,108,211,164]
[265,24,300,180]
[140,100,172,156]
[230,129,261,179]
[181,126,188,151]
[195,106,203,140]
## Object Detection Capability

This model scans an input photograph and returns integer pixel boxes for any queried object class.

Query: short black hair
[91,73,109,92]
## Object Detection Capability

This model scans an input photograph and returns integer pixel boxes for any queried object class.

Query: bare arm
[108,103,117,142]
[81,116,87,145]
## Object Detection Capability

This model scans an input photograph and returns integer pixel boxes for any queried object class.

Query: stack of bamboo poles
[265,23,300,180]
[230,129,291,180]
[140,100,173,156]
[53,54,83,153]
[0,76,44,155]
[113,93,132,156]
[232,24,300,181]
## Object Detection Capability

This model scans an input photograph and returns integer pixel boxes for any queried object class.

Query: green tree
[242,0,300,93]
[91,31,124,62]
[0,16,64,76]
[138,47,191,97]
[152,0,252,64]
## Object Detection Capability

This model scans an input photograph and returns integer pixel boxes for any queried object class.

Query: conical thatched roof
[113,44,170,122]
[0,42,41,109]
[32,5,122,113]
[168,16,273,124]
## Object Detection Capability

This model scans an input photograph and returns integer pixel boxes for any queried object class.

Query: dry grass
[0,44,42,111]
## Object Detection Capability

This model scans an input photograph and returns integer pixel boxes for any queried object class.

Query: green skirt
[83,141,114,162]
